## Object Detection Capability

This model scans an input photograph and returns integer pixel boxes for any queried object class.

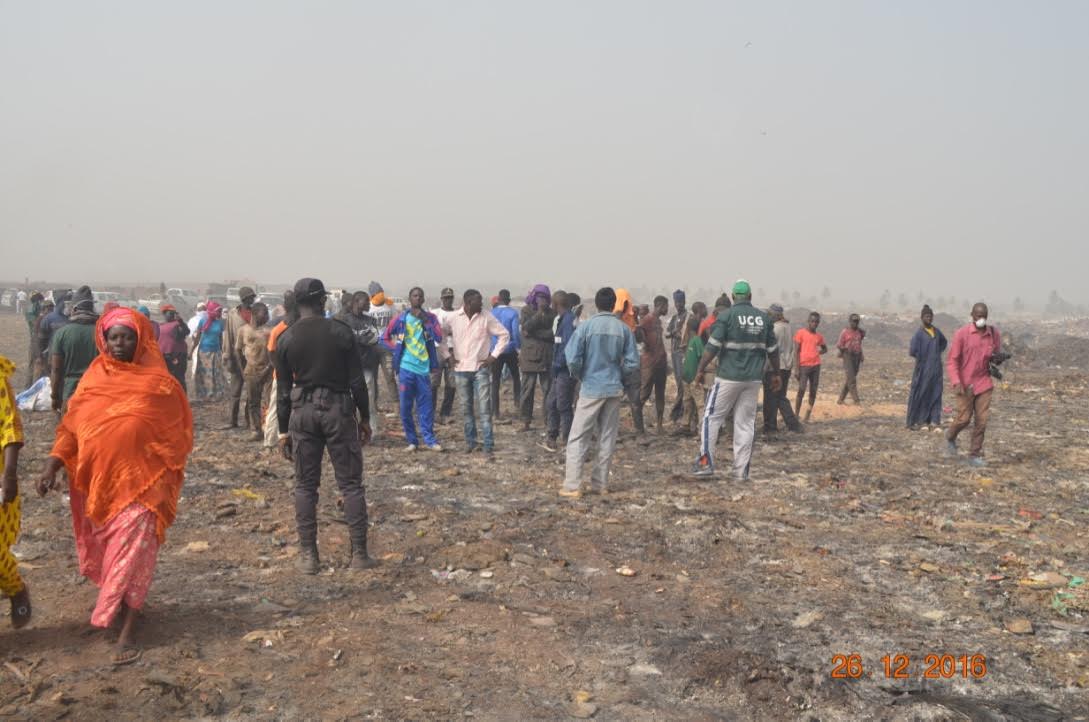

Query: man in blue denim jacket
[560,287,640,498]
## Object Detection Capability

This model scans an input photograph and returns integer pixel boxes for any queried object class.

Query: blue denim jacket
[564,312,639,398]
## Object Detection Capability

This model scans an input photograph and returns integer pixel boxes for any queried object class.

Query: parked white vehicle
[138,293,164,313]
[168,288,200,304]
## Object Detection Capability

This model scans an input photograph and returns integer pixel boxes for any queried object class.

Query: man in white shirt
[368,282,397,411]
[441,289,510,459]
[431,287,459,424]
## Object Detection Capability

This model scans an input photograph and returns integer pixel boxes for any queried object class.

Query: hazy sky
[2,1,1086,305]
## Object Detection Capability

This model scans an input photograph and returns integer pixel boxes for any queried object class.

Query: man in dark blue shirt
[489,289,522,421]
[543,291,578,451]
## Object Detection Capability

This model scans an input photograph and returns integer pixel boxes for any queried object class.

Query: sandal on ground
[111,645,142,666]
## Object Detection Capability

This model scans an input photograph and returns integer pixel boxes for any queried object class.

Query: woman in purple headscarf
[518,284,555,431]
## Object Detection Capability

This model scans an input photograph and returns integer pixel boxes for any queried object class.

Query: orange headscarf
[613,288,636,331]
[51,308,193,542]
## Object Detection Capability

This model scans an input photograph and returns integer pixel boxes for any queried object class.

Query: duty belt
[299,387,350,403]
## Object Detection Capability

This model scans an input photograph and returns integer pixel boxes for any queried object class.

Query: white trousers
[699,379,760,477]
[563,395,622,491]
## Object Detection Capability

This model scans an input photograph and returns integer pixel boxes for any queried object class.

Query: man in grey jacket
[763,304,801,433]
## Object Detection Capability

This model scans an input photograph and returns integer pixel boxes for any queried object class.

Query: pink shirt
[947,323,1001,395]
[442,308,510,372]
[836,328,865,355]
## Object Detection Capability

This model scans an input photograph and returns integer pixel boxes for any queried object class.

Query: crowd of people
[0,279,1005,663]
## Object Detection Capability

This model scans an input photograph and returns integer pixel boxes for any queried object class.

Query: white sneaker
[426,444,443,452]
[404,444,418,452]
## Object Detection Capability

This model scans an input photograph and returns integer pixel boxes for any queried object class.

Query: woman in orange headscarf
[613,288,636,331]
[37,307,192,665]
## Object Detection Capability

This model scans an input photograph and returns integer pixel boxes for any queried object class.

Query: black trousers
[763,370,800,431]
[163,352,187,393]
[546,371,576,442]
[624,372,644,433]
[839,353,862,403]
[520,371,551,423]
[490,351,522,417]
[289,388,368,550]
[431,363,457,419]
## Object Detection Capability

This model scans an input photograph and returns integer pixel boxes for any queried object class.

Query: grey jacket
[767,320,794,372]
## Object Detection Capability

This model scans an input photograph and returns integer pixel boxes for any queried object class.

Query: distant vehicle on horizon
[92,291,124,313]
[138,293,164,313]
[168,288,200,305]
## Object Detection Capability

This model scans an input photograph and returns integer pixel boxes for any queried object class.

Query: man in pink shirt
[945,303,1002,466]
[441,289,511,459]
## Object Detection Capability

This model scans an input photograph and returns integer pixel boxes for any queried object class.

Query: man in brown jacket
[225,286,257,429]
[518,284,556,431]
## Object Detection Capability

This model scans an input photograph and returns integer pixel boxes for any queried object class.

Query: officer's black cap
[293,278,327,302]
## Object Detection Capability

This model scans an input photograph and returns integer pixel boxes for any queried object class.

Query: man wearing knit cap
[691,280,780,481]
[49,286,99,412]
[665,289,690,422]
[39,290,71,373]
[224,285,257,428]
[274,277,376,573]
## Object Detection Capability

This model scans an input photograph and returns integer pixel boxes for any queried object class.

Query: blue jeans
[455,368,493,451]
[399,369,437,447]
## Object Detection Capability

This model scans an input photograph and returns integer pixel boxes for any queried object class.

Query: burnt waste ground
[1,312,1088,720]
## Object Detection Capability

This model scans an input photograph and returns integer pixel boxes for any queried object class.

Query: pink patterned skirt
[69,489,160,627]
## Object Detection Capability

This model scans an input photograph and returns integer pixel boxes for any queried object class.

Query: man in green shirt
[50,286,100,412]
[691,280,781,481]
[23,292,43,386]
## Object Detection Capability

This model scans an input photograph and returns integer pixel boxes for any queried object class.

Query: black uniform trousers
[289,387,368,550]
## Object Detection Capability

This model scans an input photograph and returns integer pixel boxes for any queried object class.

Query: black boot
[297,545,320,575]
[229,400,240,428]
[348,539,379,570]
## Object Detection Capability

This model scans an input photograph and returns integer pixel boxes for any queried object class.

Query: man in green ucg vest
[690,279,781,481]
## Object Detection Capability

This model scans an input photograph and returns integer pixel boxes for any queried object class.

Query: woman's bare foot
[9,586,31,629]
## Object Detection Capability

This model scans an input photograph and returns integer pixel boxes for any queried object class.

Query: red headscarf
[101,306,139,336]
[50,308,193,542]
[202,301,223,333]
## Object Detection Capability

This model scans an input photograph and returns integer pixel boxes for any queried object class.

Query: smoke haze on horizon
[2,2,1087,306]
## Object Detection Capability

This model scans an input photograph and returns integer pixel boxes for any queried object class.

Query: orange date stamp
[830,653,988,679]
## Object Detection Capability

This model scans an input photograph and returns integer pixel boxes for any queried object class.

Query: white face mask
[974,317,987,329]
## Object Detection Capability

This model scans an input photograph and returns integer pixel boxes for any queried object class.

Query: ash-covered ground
[1,312,1088,720]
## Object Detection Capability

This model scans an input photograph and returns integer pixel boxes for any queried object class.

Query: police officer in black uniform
[275,278,376,574]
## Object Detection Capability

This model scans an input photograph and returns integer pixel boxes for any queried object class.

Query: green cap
[732,279,751,295]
